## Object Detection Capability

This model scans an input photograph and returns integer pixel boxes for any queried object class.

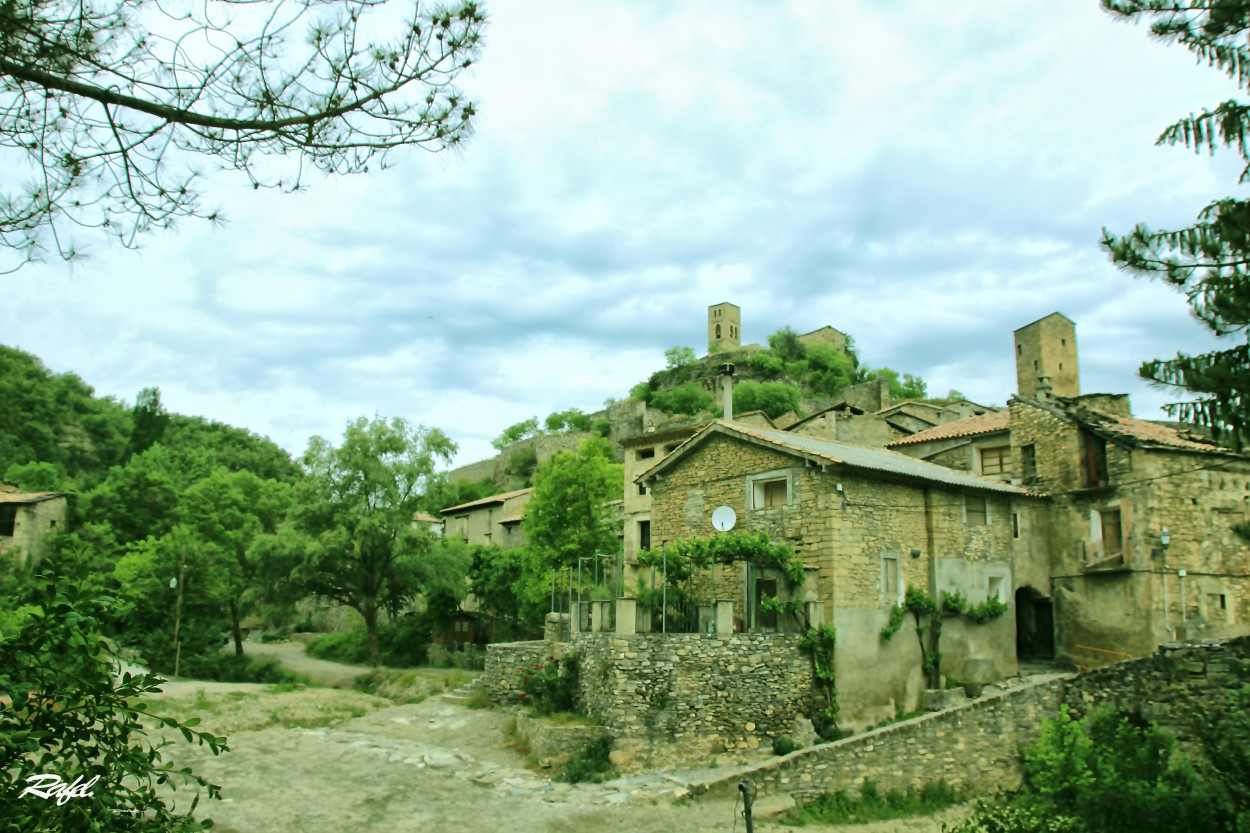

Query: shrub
[650,382,714,416]
[559,736,615,784]
[0,567,227,831]
[306,616,431,667]
[788,779,960,826]
[772,736,801,756]
[516,653,578,715]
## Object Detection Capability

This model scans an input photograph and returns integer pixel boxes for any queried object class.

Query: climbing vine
[798,623,840,740]
[880,587,1008,689]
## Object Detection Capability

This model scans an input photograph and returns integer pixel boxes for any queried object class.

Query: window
[748,471,793,509]
[1012,512,1020,539]
[716,323,722,339]
[454,620,469,633]
[0,505,17,537]
[637,447,656,460]
[1100,509,1122,555]
[1082,430,1108,487]
[880,552,902,603]
[980,446,1009,477]
[1021,444,1037,481]
[638,483,647,495]
[638,520,651,551]
[965,494,988,526]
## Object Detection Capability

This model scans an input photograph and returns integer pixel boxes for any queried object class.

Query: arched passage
[1016,586,1054,660]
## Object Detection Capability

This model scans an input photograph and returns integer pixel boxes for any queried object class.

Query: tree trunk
[363,605,381,667]
[229,598,244,656]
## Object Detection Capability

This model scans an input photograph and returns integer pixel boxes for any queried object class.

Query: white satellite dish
[711,505,737,532]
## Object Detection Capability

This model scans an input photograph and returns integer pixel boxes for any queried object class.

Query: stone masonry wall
[575,632,811,768]
[695,676,1065,804]
[482,640,555,704]
[692,636,1250,806]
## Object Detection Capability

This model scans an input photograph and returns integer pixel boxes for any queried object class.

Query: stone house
[637,420,1036,727]
[441,488,532,550]
[0,487,68,565]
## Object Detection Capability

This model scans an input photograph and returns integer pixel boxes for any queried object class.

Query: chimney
[1036,374,1053,401]
[720,363,736,420]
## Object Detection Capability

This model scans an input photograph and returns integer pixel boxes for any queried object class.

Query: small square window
[637,448,656,460]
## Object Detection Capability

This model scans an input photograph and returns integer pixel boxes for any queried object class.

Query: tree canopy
[0,0,485,268]
[1102,0,1250,449]
[523,436,621,572]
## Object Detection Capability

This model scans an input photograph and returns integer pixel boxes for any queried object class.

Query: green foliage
[281,416,458,666]
[946,801,1082,833]
[503,445,539,489]
[733,380,802,418]
[307,615,433,667]
[129,387,170,457]
[523,437,622,573]
[863,367,928,400]
[773,736,801,756]
[3,461,62,491]
[0,345,130,491]
[768,326,807,362]
[468,545,543,640]
[748,352,785,379]
[798,624,839,737]
[516,652,579,715]
[491,417,541,451]
[544,408,591,433]
[881,587,1005,688]
[0,566,227,832]
[786,779,960,827]
[650,382,715,415]
[558,735,616,784]
[1099,1,1250,449]
[664,346,698,370]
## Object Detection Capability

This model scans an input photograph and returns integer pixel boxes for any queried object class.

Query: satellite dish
[711,505,737,532]
[169,578,177,589]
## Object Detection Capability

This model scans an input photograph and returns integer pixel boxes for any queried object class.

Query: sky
[3,0,1248,468]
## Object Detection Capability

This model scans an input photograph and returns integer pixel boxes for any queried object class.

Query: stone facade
[708,302,741,352]
[0,489,68,565]
[1014,311,1079,398]
[441,488,532,549]
[640,421,1032,727]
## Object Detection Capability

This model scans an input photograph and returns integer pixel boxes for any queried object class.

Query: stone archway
[1016,586,1055,660]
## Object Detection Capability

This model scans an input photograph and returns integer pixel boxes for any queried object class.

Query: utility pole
[171,545,186,679]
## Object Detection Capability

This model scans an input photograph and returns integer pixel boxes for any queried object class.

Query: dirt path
[240,639,377,687]
[148,644,971,833]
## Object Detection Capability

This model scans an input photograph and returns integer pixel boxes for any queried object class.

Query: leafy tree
[523,436,622,575]
[733,380,802,419]
[283,416,457,665]
[545,408,591,433]
[0,345,129,489]
[747,352,785,379]
[0,0,485,269]
[180,469,294,654]
[160,414,301,484]
[650,382,715,416]
[863,367,928,401]
[128,387,170,458]
[804,343,857,397]
[491,417,541,451]
[1101,1,1250,449]
[0,564,227,832]
[664,346,698,370]
[3,461,62,491]
[80,445,182,547]
[468,545,532,639]
[768,326,807,363]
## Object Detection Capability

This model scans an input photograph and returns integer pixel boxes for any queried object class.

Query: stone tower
[708,302,741,352]
[1014,312,1079,398]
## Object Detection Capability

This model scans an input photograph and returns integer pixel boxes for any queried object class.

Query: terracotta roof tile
[1097,413,1223,452]
[886,411,1010,447]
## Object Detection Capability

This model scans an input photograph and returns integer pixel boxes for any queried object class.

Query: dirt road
[149,645,968,833]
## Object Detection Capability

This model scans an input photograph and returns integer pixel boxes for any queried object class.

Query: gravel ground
[141,645,971,833]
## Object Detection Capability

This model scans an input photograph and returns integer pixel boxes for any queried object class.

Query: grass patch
[540,710,599,726]
[465,689,492,710]
[783,779,961,827]
[557,736,616,784]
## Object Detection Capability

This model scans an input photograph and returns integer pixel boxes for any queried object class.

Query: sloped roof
[640,420,1027,495]
[886,411,1011,447]
[1092,412,1226,453]
[0,489,67,505]
[441,487,532,515]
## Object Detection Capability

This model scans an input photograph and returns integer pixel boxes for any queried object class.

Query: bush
[516,653,578,715]
[0,567,227,831]
[772,736,802,756]
[650,382,714,416]
[307,616,432,667]
[189,653,311,685]
[788,779,960,826]
[559,736,616,784]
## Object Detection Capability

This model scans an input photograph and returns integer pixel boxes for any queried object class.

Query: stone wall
[694,676,1065,804]
[515,714,611,765]
[482,640,556,704]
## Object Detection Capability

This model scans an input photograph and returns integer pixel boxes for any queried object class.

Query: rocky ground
[141,643,971,833]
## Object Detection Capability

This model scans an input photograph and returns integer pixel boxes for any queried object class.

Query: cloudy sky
[4,1,1247,467]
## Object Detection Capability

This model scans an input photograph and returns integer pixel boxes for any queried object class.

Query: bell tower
[708,302,741,352]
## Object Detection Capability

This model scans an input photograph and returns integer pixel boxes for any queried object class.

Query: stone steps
[442,676,486,704]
